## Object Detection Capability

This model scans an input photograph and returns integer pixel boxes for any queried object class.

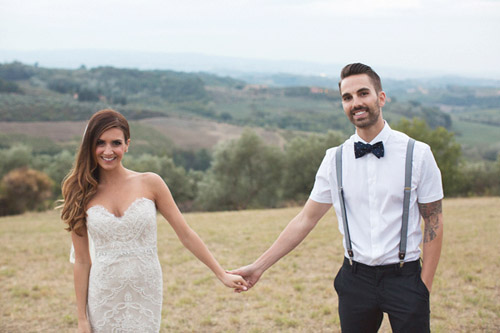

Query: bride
[60,109,247,332]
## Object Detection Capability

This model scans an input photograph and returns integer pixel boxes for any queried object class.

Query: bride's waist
[94,245,157,258]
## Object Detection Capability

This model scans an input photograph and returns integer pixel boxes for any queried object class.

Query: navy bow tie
[354,141,384,159]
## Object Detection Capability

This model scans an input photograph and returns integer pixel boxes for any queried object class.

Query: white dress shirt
[310,123,443,266]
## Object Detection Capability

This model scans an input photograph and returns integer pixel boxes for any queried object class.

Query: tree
[195,130,284,211]
[282,131,344,201]
[0,167,54,215]
[0,61,35,80]
[393,118,462,196]
[123,154,196,203]
[173,148,212,171]
[0,145,32,179]
[47,77,80,94]
[0,78,22,93]
[78,88,99,102]
[34,150,75,195]
[458,161,500,196]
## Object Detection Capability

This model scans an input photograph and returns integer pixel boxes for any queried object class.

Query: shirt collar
[354,121,392,144]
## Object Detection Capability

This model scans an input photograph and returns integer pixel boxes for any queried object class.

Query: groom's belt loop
[343,257,420,275]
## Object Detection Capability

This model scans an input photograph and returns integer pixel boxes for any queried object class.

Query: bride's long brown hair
[61,109,130,236]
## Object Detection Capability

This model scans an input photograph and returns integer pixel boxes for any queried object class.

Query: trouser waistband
[343,257,421,275]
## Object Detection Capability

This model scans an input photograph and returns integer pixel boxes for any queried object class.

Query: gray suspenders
[335,144,354,264]
[335,138,416,267]
[399,138,416,266]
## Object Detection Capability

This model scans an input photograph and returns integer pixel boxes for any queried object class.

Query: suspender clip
[348,250,354,265]
[398,252,405,267]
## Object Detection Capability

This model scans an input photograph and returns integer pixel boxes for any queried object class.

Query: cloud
[0,0,499,78]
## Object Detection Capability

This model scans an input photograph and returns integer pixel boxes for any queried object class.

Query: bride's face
[94,127,130,171]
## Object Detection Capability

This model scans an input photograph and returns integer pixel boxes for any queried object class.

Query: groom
[231,63,444,332]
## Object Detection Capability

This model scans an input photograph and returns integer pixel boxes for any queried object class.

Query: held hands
[227,264,263,293]
[218,271,249,292]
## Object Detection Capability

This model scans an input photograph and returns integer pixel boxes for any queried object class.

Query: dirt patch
[139,117,286,150]
[0,121,87,143]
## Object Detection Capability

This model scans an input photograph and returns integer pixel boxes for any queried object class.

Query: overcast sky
[1,0,499,78]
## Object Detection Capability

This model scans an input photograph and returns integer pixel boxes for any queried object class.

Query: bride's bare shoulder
[135,171,164,187]
[122,171,165,202]
[126,169,160,180]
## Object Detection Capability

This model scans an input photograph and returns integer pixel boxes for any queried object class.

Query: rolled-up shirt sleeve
[309,148,335,204]
[416,144,444,204]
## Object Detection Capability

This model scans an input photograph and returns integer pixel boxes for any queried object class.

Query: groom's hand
[227,264,263,293]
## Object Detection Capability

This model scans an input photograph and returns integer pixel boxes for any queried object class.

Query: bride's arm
[72,231,92,332]
[146,173,248,291]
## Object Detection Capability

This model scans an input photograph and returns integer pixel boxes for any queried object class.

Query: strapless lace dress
[86,197,163,332]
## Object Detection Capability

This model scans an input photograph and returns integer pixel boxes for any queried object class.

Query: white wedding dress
[85,197,163,332]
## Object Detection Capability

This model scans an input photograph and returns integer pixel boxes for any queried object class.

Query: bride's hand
[219,272,248,292]
[78,319,92,333]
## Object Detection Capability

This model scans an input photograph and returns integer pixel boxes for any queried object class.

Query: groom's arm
[419,199,443,293]
[231,199,331,290]
[253,199,331,272]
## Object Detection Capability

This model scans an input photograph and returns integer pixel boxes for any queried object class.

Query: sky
[1,0,499,79]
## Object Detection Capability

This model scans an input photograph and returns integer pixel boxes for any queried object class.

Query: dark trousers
[334,257,430,333]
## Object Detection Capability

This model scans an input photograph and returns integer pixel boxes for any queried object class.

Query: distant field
[450,117,500,160]
[0,120,86,143]
[452,118,500,148]
[0,116,291,152]
[1,198,499,332]
[139,116,288,149]
[2,62,499,162]
[2,107,500,161]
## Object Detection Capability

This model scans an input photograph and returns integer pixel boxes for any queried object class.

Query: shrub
[0,167,54,215]
[282,131,344,201]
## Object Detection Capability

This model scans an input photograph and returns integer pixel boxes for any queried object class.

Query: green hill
[1,61,499,160]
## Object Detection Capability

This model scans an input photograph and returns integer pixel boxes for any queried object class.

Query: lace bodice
[86,197,163,332]
[87,197,158,255]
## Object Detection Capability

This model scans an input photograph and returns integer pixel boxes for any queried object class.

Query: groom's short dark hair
[339,63,382,93]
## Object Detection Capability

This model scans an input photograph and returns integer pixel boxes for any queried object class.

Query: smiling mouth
[353,109,367,118]
[101,156,116,162]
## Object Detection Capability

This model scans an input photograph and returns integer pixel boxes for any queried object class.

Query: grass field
[451,118,500,158]
[1,198,499,332]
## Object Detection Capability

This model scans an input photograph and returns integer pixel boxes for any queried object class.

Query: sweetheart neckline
[86,197,154,218]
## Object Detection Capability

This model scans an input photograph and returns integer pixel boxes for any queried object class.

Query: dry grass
[1,197,499,332]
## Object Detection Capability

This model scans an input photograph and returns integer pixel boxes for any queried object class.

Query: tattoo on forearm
[418,200,442,243]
